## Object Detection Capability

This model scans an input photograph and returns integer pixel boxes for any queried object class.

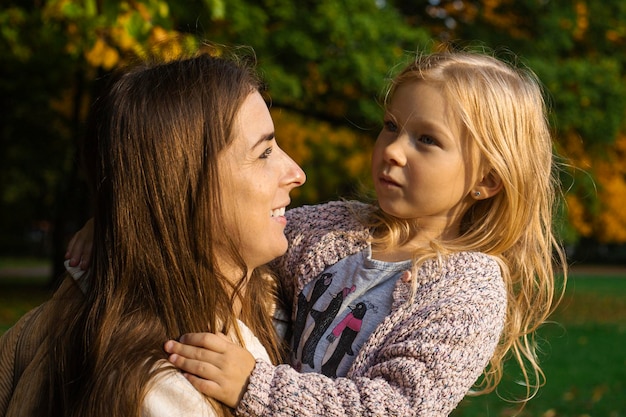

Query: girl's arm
[65,218,94,269]
[165,271,506,417]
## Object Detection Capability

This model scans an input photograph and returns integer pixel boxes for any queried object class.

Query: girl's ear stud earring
[474,191,481,197]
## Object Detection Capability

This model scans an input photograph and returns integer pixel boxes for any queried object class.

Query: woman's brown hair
[42,51,283,416]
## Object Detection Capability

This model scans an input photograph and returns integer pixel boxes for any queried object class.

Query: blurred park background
[0,0,625,416]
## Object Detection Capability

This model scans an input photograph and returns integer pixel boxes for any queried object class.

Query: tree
[0,0,206,283]
[1,0,431,281]
[196,0,432,206]
[3,0,626,278]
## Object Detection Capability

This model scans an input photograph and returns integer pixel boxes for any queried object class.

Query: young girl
[164,50,567,416]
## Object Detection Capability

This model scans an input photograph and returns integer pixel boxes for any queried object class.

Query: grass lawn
[1,261,625,416]
[0,258,52,334]
[452,273,626,417]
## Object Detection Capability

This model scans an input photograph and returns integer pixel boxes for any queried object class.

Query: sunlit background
[1,1,625,415]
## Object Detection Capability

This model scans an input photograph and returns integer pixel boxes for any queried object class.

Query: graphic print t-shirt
[290,246,411,378]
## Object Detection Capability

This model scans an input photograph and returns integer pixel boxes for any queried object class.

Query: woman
[0,51,304,417]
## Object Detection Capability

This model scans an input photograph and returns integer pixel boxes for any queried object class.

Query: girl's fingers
[168,354,221,380]
[164,333,231,374]
[183,372,222,398]
[182,332,230,351]
[65,218,94,269]
[163,333,255,408]
[65,235,76,259]
[166,333,227,353]
[65,234,80,266]
[165,340,217,361]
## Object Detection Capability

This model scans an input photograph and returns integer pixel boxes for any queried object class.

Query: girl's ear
[471,171,503,200]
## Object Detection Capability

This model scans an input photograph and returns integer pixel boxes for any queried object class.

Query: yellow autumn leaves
[272,109,374,203]
[564,132,626,242]
[84,37,118,69]
[84,26,192,70]
[45,0,198,70]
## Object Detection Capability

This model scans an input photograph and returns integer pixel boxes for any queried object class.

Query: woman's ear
[471,171,503,200]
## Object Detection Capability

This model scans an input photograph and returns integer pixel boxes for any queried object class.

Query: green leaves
[3,0,626,249]
[531,57,626,149]
[204,0,225,20]
[203,0,431,125]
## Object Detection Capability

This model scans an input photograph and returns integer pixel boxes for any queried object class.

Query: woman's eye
[384,120,397,132]
[260,147,273,159]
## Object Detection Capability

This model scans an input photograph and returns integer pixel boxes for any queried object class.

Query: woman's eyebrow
[251,132,275,150]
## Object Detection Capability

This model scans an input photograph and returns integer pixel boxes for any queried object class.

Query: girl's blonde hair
[368,49,567,401]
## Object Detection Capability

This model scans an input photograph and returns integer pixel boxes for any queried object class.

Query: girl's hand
[65,218,94,269]
[164,332,256,409]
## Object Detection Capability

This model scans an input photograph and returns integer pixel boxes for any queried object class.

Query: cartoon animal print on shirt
[320,302,368,377]
[300,285,355,369]
[292,273,334,356]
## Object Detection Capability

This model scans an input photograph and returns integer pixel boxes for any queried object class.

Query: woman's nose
[282,151,306,188]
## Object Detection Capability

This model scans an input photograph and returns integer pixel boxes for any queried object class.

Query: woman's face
[219,91,306,273]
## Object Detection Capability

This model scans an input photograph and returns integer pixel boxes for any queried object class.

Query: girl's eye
[260,147,273,159]
[384,120,398,132]
[418,135,436,145]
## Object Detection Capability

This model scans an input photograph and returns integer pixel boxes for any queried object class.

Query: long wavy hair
[366,50,568,401]
[41,52,283,417]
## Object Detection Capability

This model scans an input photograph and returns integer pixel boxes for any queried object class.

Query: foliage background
[1,2,626,415]
[2,0,626,277]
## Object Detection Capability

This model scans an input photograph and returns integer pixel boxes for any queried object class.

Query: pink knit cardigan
[236,201,507,417]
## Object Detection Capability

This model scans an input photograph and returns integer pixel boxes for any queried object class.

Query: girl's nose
[382,136,408,167]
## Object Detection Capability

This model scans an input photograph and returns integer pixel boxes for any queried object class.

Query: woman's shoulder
[144,366,218,417]
[143,321,267,417]
[236,319,271,363]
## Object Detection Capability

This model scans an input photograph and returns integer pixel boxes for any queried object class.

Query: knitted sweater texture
[236,201,507,417]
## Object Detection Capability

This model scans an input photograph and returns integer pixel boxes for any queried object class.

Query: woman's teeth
[270,207,286,217]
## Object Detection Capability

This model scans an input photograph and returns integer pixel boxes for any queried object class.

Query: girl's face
[372,81,479,241]
[219,91,306,273]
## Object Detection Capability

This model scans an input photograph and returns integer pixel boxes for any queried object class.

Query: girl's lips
[379,175,401,187]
